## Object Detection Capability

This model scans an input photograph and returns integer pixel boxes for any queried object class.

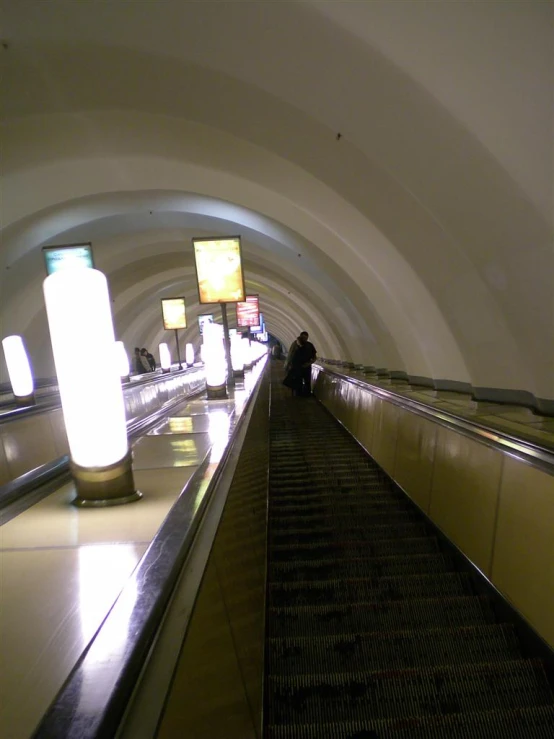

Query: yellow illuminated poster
[161,298,187,330]
[193,236,245,304]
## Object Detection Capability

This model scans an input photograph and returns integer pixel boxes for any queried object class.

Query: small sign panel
[192,236,245,304]
[43,243,94,275]
[161,298,187,330]
[236,295,260,327]
[250,313,265,335]
[198,314,214,335]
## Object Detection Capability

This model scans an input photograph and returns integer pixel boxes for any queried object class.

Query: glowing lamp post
[242,336,253,370]
[43,269,141,507]
[159,342,171,373]
[115,341,130,383]
[203,322,227,399]
[231,334,245,378]
[2,335,35,406]
[185,343,195,367]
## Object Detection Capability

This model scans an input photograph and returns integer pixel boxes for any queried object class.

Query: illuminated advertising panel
[43,243,94,275]
[236,294,260,327]
[250,313,265,335]
[161,298,187,330]
[192,236,245,304]
[198,314,214,335]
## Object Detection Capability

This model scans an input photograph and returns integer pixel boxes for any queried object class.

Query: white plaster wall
[0,1,552,405]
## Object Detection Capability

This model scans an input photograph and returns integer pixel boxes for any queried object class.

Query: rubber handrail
[316,364,554,474]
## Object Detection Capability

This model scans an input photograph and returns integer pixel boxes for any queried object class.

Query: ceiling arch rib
[1,144,462,385]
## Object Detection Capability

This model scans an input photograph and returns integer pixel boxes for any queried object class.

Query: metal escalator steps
[269,495,405,513]
[267,660,553,724]
[270,482,392,497]
[270,510,421,530]
[268,572,473,608]
[266,705,554,739]
[268,554,454,583]
[265,367,554,736]
[267,624,521,676]
[269,522,429,547]
[269,536,441,562]
[268,596,495,638]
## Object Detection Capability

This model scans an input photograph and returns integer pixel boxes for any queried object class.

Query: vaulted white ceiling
[1,1,552,407]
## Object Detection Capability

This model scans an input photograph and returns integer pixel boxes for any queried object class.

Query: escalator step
[268,596,495,638]
[268,553,454,583]
[270,522,429,547]
[268,660,553,724]
[270,483,392,497]
[270,510,421,530]
[269,496,405,513]
[269,536,441,562]
[268,624,521,676]
[266,705,554,738]
[268,572,473,608]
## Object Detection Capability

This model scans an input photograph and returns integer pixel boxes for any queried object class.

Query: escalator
[264,367,554,738]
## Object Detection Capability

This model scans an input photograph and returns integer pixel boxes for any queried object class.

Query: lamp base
[162,368,171,374]
[15,392,36,407]
[71,451,142,507]
[233,369,245,379]
[207,383,228,400]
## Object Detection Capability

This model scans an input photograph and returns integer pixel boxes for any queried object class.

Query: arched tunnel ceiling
[1,0,552,403]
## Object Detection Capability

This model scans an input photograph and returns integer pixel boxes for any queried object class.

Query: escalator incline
[265,368,554,738]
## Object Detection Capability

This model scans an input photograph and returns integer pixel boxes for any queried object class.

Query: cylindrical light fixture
[242,336,253,370]
[43,269,141,507]
[231,334,245,378]
[1,335,35,406]
[185,342,195,367]
[115,341,130,383]
[159,342,171,373]
[203,322,227,399]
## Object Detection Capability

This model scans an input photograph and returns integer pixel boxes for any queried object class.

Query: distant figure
[271,344,282,360]
[284,331,317,396]
[135,347,151,374]
[142,348,156,371]
[134,347,148,374]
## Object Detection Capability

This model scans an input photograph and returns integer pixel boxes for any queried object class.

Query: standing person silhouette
[284,331,317,396]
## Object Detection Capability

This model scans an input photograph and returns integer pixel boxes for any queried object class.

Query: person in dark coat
[142,348,156,371]
[134,347,148,374]
[284,331,317,396]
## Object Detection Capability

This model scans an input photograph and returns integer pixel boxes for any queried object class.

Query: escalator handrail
[315,364,554,474]
[32,359,268,739]
[0,366,199,424]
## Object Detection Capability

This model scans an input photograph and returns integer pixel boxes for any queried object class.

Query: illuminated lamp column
[115,341,130,383]
[231,334,245,379]
[204,322,227,399]
[242,336,253,370]
[185,343,195,367]
[159,342,171,374]
[43,269,141,507]
[1,335,35,406]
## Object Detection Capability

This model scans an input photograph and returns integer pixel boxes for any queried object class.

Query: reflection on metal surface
[169,439,198,454]
[79,545,139,645]
[208,411,232,462]
[168,417,193,434]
